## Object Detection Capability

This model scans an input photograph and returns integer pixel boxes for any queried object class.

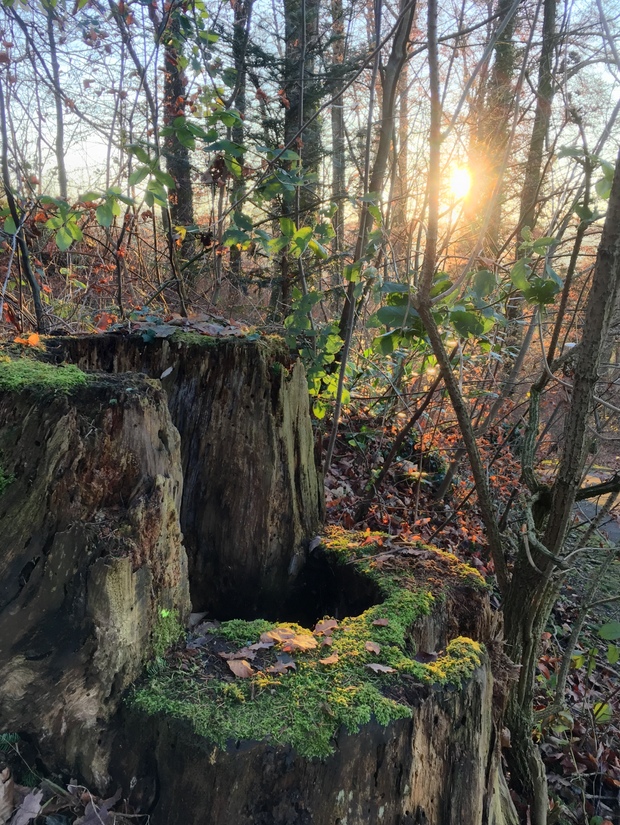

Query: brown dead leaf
[313,618,338,636]
[365,641,381,654]
[365,663,396,674]
[261,627,295,644]
[219,647,256,661]
[319,653,339,665]
[372,618,389,626]
[226,659,254,678]
[322,636,333,647]
[248,641,273,651]
[281,634,318,653]
[266,662,290,674]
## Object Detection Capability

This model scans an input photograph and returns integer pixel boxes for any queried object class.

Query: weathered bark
[0,369,190,786]
[50,334,325,618]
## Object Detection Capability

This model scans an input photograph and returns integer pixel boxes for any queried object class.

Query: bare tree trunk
[330,0,346,275]
[229,0,254,287]
[466,0,518,250]
[162,9,195,263]
[518,0,556,233]
[43,1,68,199]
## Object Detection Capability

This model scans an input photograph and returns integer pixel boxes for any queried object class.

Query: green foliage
[284,289,343,419]
[0,732,19,752]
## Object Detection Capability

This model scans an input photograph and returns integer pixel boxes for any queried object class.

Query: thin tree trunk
[44,1,68,199]
[331,0,346,274]
[518,0,556,233]
[162,9,195,262]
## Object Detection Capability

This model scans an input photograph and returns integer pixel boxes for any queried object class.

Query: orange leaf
[281,634,318,653]
[319,654,339,665]
[14,333,41,347]
[261,627,295,644]
[365,641,381,654]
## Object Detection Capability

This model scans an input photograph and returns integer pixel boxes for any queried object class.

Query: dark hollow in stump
[49,333,324,618]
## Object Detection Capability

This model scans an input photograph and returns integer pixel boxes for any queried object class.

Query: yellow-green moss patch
[321,526,487,596]
[0,358,87,394]
[130,581,484,759]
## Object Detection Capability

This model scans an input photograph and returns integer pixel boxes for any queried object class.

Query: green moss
[130,530,488,759]
[0,358,87,394]
[152,609,185,659]
[130,586,484,759]
[217,618,274,647]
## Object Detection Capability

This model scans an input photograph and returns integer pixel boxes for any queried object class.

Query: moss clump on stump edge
[130,531,485,759]
[0,356,87,394]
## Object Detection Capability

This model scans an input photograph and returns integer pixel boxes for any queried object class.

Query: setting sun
[449,167,471,199]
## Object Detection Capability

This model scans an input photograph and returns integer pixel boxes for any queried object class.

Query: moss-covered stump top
[131,528,490,759]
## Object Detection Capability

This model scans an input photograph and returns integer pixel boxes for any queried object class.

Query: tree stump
[0,359,190,784]
[49,333,324,617]
[0,344,518,825]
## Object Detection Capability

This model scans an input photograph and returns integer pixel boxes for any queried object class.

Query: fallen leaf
[314,618,338,636]
[281,634,318,653]
[261,627,295,644]
[10,789,43,825]
[414,651,438,663]
[219,647,257,661]
[160,366,174,379]
[365,641,381,654]
[248,641,273,651]
[372,618,389,627]
[226,659,254,678]
[319,654,339,665]
[188,612,208,629]
[365,663,395,674]
[266,662,291,674]
[322,637,333,647]
[266,653,296,673]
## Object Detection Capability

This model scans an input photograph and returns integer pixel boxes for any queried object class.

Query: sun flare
[449,167,471,200]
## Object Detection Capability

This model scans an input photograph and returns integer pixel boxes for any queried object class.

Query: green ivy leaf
[510,258,531,291]
[472,269,496,299]
[279,217,295,237]
[598,621,620,640]
[55,226,73,250]
[129,166,150,186]
[96,202,115,227]
[532,236,555,253]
